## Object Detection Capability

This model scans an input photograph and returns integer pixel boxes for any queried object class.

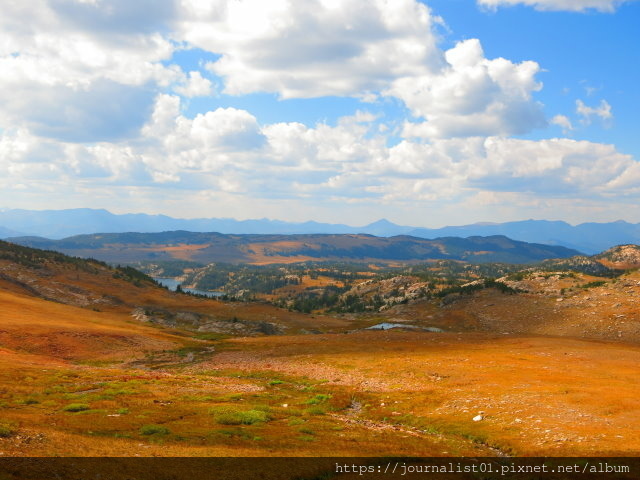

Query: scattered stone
[473,415,483,422]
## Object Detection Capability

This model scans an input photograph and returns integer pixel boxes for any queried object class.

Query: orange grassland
[0,281,639,458]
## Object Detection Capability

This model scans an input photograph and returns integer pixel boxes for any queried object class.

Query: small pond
[366,323,444,332]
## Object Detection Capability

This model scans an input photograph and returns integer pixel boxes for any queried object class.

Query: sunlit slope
[0,289,180,362]
[0,239,350,334]
[12,232,582,265]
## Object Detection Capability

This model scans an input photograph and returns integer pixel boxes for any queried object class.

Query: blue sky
[0,0,638,227]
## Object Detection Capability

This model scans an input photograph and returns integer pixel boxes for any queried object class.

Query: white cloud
[176,2,546,139]
[477,0,633,12]
[0,0,550,143]
[464,137,632,195]
[0,0,638,225]
[550,114,574,133]
[0,0,182,141]
[1,93,639,227]
[0,80,157,143]
[576,99,613,125]
[176,0,443,99]
[392,39,545,138]
[174,71,214,97]
[2,93,636,205]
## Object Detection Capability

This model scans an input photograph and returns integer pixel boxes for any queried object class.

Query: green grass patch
[305,407,326,416]
[139,424,170,436]
[210,407,271,425]
[62,403,90,412]
[305,394,332,405]
[217,428,253,440]
[0,424,15,438]
[102,388,136,397]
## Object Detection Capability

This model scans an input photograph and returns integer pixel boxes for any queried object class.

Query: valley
[0,238,638,463]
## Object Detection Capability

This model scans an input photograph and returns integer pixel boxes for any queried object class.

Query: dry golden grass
[0,290,179,361]
[386,270,640,343]
[194,331,640,456]
[1,262,640,458]
[1,309,638,457]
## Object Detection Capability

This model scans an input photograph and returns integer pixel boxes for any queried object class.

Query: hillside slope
[593,244,640,269]
[0,240,351,336]
[10,232,582,265]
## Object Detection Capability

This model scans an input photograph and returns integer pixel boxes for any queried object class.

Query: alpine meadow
[0,1,639,479]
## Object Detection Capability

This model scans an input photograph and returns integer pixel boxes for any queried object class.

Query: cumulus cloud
[0,0,549,143]
[1,0,637,223]
[576,99,613,125]
[550,114,574,133]
[2,91,637,205]
[174,71,214,97]
[0,0,182,141]
[173,2,546,139]
[0,80,157,143]
[392,39,545,138]
[477,0,633,12]
[176,0,443,99]
[464,137,632,195]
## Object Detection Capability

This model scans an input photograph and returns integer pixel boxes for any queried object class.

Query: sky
[0,0,639,227]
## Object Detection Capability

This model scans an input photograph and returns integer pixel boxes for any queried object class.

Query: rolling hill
[0,239,350,336]
[9,232,582,265]
[3,208,640,252]
[1,240,640,459]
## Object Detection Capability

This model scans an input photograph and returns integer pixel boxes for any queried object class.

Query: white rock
[473,415,483,422]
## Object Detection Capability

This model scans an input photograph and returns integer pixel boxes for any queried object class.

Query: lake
[153,277,224,298]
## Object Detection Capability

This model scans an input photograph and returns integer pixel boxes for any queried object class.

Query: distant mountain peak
[1,208,640,254]
[365,218,398,227]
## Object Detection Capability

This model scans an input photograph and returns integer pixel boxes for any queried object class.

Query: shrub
[210,407,270,425]
[305,394,332,405]
[139,424,170,436]
[62,403,90,412]
[305,407,326,416]
[579,281,607,289]
[0,424,15,438]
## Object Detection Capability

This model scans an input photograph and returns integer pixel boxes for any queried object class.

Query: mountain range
[9,231,581,265]
[1,208,640,253]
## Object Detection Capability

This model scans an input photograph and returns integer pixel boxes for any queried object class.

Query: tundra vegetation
[0,239,639,459]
